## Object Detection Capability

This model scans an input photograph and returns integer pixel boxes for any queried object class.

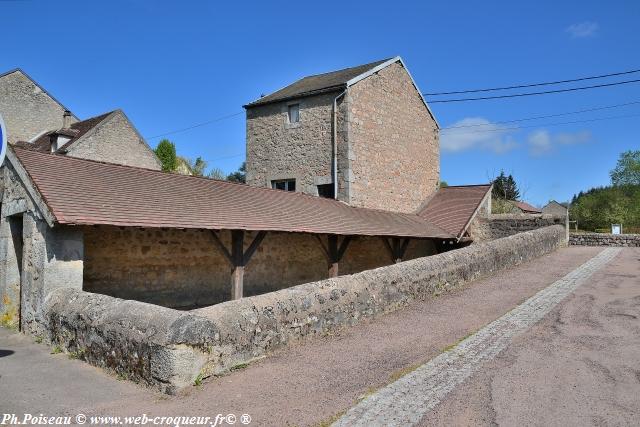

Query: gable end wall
[346,62,439,213]
[0,71,77,144]
[66,112,161,170]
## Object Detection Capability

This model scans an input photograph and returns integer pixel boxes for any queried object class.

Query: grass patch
[441,331,475,353]
[388,362,423,383]
[34,336,43,344]
[315,409,347,427]
[230,362,249,372]
[67,349,85,360]
[50,345,63,354]
[193,373,204,387]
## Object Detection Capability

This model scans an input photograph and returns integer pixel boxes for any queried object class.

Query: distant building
[0,69,160,170]
[542,200,568,216]
[244,57,439,214]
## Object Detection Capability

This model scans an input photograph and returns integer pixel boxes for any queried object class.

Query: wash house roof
[418,184,493,238]
[13,148,454,239]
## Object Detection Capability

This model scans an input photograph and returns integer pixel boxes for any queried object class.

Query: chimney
[62,110,72,129]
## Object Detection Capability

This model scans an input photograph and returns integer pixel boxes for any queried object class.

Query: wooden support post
[212,230,268,301]
[317,234,352,278]
[382,237,411,263]
[230,230,245,300]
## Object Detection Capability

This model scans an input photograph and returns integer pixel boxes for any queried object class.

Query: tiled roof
[244,58,392,107]
[417,185,492,238]
[512,200,542,213]
[13,148,453,239]
[13,111,113,153]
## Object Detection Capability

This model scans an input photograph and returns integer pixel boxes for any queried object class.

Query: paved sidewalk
[336,248,623,426]
[0,247,605,426]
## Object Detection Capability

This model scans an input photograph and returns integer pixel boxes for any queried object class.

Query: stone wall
[42,225,565,394]
[569,233,640,247]
[245,93,337,195]
[346,61,439,213]
[0,160,83,332]
[0,70,76,144]
[470,214,567,242]
[66,110,161,170]
[83,225,437,308]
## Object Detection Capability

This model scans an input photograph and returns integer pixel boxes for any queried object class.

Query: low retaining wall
[43,225,566,394]
[470,214,567,241]
[569,233,640,247]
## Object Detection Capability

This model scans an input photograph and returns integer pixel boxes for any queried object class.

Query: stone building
[0,147,479,332]
[13,110,161,170]
[1,68,161,170]
[542,200,568,217]
[244,57,439,214]
[0,69,79,144]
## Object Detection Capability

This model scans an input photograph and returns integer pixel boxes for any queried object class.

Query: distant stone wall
[346,61,439,213]
[83,225,436,309]
[66,111,161,170]
[42,225,565,394]
[0,70,76,144]
[470,214,567,242]
[569,233,640,247]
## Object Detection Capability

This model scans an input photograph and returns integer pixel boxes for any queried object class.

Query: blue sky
[2,0,639,206]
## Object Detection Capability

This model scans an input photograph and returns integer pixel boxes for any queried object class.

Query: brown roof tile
[244,59,391,107]
[512,200,542,213]
[417,184,492,238]
[13,148,453,239]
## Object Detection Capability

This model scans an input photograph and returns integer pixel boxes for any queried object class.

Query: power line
[440,112,640,135]
[426,78,640,103]
[424,68,640,96]
[146,111,243,139]
[441,100,640,130]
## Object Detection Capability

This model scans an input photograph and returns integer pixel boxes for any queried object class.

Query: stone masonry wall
[66,111,161,170]
[0,70,77,144]
[346,62,439,213]
[0,160,83,333]
[42,225,565,394]
[470,214,566,242]
[569,233,640,247]
[83,226,436,309]
[245,93,337,195]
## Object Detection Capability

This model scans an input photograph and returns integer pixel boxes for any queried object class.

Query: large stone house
[244,57,439,214]
[0,69,161,170]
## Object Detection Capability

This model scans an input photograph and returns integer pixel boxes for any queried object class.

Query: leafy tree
[439,181,448,188]
[190,157,207,176]
[610,150,640,186]
[208,167,226,180]
[571,185,640,231]
[492,170,520,200]
[227,162,246,183]
[154,139,177,172]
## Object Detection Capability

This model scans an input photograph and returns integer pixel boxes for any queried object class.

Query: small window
[272,179,296,192]
[317,184,335,199]
[287,104,300,123]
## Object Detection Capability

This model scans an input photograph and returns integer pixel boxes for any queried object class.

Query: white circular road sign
[0,113,6,166]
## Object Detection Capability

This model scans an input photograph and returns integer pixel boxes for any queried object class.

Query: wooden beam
[243,231,267,265]
[211,230,233,265]
[397,238,411,261]
[315,234,331,263]
[230,230,245,299]
[382,237,396,263]
[337,236,352,260]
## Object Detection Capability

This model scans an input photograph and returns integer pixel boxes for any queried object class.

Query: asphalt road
[1,246,637,426]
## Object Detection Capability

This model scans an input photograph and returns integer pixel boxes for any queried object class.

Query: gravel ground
[0,246,603,426]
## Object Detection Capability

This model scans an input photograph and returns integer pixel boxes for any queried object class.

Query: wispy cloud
[566,21,599,38]
[441,118,518,154]
[527,130,591,156]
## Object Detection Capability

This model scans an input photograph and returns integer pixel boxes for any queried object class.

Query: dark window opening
[317,184,335,199]
[272,179,296,192]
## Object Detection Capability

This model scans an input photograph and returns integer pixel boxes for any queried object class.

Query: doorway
[8,214,24,331]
